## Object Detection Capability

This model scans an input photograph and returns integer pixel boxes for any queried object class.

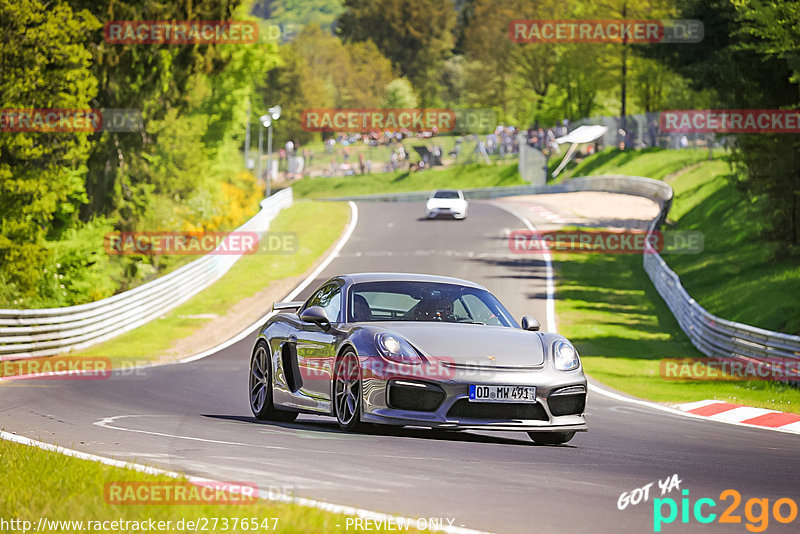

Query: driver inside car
[414,295,455,322]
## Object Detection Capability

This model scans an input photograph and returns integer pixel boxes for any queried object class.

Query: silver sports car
[248,273,587,444]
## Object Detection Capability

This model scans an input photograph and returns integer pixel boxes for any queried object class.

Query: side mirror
[521,316,540,331]
[299,306,331,330]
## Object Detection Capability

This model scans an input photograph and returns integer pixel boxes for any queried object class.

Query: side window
[307,283,342,323]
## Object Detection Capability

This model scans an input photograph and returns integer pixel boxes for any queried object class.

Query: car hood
[376,323,544,368]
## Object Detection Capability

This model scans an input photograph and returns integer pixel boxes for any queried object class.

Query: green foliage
[382,79,419,109]
[0,0,99,301]
[255,0,345,34]
[261,24,394,146]
[644,0,800,252]
[338,0,456,105]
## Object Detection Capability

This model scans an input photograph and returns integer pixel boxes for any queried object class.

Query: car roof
[338,272,485,289]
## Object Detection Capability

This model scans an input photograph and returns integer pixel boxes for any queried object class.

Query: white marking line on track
[177,201,359,365]
[588,382,800,436]
[491,202,557,333]
[0,429,492,534]
[675,399,721,412]
[93,415,288,449]
[494,198,799,437]
[708,407,773,423]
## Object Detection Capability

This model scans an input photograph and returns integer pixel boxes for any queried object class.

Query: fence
[0,189,293,360]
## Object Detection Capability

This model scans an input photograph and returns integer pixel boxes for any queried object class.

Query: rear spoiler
[272,301,304,312]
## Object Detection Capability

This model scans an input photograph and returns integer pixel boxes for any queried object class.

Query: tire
[528,431,576,445]
[249,340,298,422]
[333,350,366,432]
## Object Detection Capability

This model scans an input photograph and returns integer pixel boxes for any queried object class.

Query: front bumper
[426,207,466,218]
[361,363,587,432]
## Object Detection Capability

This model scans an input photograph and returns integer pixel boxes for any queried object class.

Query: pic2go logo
[653,489,799,532]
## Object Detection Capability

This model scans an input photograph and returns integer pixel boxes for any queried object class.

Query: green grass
[0,439,420,533]
[551,147,800,411]
[75,201,350,364]
[292,162,524,199]
[555,253,800,413]
[558,147,717,181]
[662,160,800,334]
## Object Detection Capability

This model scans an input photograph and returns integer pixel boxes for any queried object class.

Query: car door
[295,281,342,407]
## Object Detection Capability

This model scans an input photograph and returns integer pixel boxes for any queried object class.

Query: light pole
[244,100,251,168]
[265,105,281,197]
[256,118,265,187]
[257,114,270,191]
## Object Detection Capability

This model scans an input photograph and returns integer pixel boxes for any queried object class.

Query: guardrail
[331,175,800,378]
[561,176,800,377]
[641,208,800,380]
[0,188,293,360]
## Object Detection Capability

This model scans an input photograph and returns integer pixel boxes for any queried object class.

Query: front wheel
[333,350,366,431]
[528,431,575,445]
[249,341,298,422]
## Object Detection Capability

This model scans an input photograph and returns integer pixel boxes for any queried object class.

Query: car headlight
[376,333,422,364]
[553,340,580,371]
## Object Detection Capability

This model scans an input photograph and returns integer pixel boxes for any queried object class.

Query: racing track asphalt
[1,201,798,534]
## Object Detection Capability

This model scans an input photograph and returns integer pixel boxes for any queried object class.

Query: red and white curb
[676,400,800,433]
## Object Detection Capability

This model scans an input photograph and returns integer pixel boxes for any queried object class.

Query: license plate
[469,385,537,403]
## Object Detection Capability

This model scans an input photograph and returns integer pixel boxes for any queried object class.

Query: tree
[0,0,99,300]
[644,0,800,249]
[338,0,456,105]
[382,78,419,108]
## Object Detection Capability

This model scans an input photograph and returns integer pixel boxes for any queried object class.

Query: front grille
[548,387,586,416]
[548,394,586,416]
[387,381,445,412]
[446,399,548,421]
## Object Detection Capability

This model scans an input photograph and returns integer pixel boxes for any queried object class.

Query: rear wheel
[528,431,575,445]
[249,341,298,422]
[333,350,365,431]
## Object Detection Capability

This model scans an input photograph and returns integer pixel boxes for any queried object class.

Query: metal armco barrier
[570,176,800,377]
[0,188,293,359]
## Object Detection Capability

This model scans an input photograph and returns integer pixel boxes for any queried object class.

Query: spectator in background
[358,153,365,175]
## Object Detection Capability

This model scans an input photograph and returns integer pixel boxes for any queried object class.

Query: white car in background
[426,189,468,220]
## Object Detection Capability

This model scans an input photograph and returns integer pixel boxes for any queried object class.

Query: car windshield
[348,281,516,327]
[432,191,460,199]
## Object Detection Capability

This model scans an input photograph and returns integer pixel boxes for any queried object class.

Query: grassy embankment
[0,438,420,533]
[552,148,800,412]
[292,162,524,199]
